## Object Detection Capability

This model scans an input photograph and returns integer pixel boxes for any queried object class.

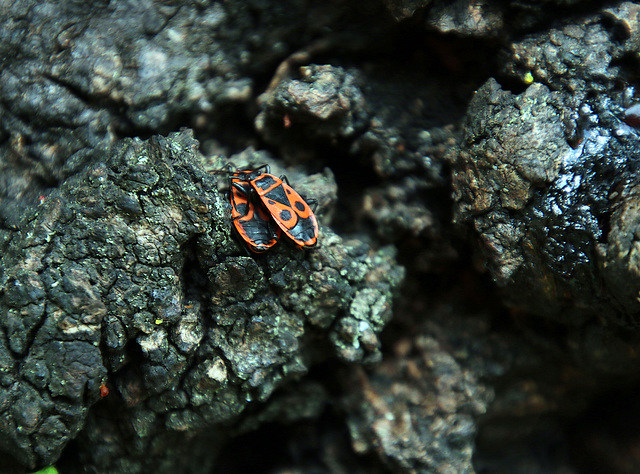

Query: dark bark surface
[3,1,640,473]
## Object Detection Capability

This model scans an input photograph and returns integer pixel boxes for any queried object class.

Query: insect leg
[304,198,318,213]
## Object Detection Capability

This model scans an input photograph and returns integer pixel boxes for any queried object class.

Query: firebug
[231,165,319,249]
[229,170,281,253]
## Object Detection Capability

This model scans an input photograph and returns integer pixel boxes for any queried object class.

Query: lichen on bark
[0,130,404,472]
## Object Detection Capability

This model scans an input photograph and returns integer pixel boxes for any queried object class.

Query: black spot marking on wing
[279,209,292,221]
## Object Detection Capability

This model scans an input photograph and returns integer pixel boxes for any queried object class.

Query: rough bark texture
[3,0,640,473]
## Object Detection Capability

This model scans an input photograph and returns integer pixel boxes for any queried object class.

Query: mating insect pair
[225,165,319,253]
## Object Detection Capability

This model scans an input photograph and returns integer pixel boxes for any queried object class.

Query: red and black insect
[230,165,318,249]
[229,170,281,253]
